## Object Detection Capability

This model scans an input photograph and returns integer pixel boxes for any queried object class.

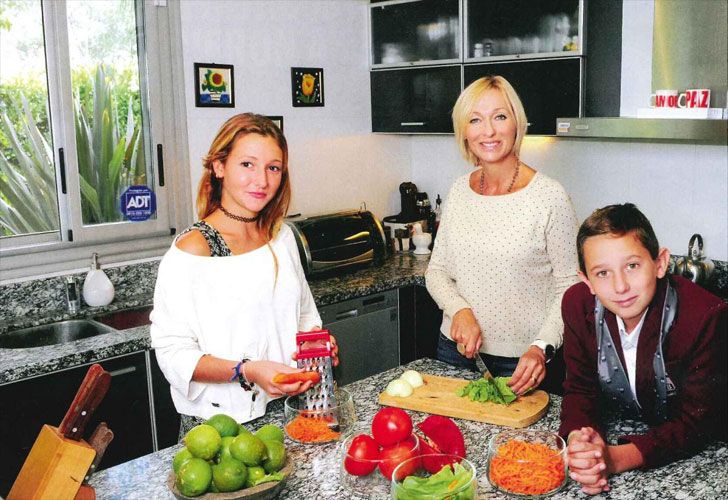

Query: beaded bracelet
[230,358,254,391]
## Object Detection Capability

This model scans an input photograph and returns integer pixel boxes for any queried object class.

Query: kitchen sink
[0,319,116,349]
[93,305,153,330]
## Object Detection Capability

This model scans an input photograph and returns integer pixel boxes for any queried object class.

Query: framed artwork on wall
[291,67,324,107]
[194,63,234,107]
[266,116,283,132]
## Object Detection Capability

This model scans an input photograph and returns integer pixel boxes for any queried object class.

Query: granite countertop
[89,358,728,500]
[0,254,430,385]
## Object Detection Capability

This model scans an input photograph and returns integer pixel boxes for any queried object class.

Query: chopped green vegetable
[250,471,285,486]
[456,376,519,405]
[393,462,475,500]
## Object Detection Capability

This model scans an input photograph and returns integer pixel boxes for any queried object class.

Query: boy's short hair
[577,203,660,274]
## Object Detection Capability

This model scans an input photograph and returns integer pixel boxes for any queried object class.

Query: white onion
[385,379,414,397]
[399,370,424,388]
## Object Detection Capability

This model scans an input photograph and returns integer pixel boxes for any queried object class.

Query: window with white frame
[0,0,190,280]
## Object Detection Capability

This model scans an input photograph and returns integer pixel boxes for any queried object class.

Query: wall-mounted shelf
[555,117,727,144]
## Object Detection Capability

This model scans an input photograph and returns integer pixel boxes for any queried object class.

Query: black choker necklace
[220,205,259,223]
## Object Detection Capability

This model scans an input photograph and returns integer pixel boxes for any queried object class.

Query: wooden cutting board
[378,374,549,428]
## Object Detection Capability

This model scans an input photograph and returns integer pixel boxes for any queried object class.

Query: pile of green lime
[173,414,288,497]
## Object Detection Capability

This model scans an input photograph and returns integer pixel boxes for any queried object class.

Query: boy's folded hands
[567,427,610,495]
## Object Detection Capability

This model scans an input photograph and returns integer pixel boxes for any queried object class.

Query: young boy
[559,203,727,495]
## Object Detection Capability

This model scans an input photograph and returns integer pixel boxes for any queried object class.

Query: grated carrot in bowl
[489,438,566,496]
[284,414,340,443]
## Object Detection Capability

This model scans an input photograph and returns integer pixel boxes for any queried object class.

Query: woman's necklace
[219,205,259,223]
[480,161,520,195]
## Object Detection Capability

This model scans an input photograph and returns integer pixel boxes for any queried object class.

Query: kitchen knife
[58,363,111,440]
[83,422,114,482]
[457,343,493,380]
[73,423,114,500]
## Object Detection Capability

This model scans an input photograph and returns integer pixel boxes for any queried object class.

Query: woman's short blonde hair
[196,113,290,241]
[452,76,528,165]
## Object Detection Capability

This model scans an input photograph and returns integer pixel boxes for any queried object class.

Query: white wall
[411,136,728,261]
[179,0,727,261]
[179,0,411,221]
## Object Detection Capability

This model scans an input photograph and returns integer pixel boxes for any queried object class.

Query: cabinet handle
[109,366,137,377]
[400,122,425,126]
[336,309,359,320]
[363,295,385,306]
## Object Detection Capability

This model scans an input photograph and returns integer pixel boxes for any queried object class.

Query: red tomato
[344,434,380,476]
[371,407,413,447]
[378,438,420,480]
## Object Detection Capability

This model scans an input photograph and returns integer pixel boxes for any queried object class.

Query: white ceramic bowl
[411,233,432,255]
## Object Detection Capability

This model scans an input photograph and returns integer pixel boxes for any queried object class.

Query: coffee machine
[383,182,434,252]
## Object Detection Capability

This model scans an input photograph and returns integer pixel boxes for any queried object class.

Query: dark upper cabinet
[463,58,582,135]
[369,1,589,135]
[371,66,461,133]
[465,0,583,60]
[370,0,460,67]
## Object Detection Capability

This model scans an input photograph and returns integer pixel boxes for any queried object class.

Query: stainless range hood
[557,0,727,143]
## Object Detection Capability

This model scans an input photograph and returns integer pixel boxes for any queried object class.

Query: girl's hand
[245,360,315,397]
[450,308,482,358]
[508,346,547,395]
[329,334,339,367]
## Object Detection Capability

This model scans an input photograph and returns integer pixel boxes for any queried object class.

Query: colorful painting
[194,63,234,107]
[291,67,324,107]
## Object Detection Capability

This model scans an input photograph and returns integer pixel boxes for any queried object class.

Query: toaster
[284,210,387,277]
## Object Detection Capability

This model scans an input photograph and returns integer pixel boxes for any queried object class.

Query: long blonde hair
[452,76,528,165]
[196,113,290,241]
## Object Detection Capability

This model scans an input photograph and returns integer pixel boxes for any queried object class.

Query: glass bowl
[340,424,420,499]
[390,454,477,500]
[486,429,567,498]
[283,388,356,444]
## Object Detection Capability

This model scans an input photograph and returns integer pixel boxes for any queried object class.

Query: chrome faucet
[65,275,80,314]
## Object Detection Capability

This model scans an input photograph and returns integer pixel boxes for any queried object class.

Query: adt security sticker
[121,185,156,222]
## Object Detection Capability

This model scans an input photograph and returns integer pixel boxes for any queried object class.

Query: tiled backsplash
[1,256,726,332]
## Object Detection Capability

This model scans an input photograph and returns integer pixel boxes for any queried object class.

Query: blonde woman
[151,113,335,432]
[426,77,578,395]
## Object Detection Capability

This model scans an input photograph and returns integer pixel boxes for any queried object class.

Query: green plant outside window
[0,0,151,237]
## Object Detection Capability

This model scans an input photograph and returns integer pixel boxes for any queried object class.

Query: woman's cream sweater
[426,171,579,357]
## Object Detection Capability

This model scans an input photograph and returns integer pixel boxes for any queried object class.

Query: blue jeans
[436,333,518,377]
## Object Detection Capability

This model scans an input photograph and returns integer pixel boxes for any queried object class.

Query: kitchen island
[90,358,727,500]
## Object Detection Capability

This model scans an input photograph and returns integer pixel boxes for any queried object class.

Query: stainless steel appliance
[285,210,387,278]
[319,290,399,386]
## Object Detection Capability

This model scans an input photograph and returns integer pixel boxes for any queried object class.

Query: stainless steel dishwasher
[319,289,399,386]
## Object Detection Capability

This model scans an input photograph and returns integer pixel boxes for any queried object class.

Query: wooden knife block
[8,424,95,500]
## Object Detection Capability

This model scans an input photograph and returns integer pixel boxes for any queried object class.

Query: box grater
[295,329,338,420]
